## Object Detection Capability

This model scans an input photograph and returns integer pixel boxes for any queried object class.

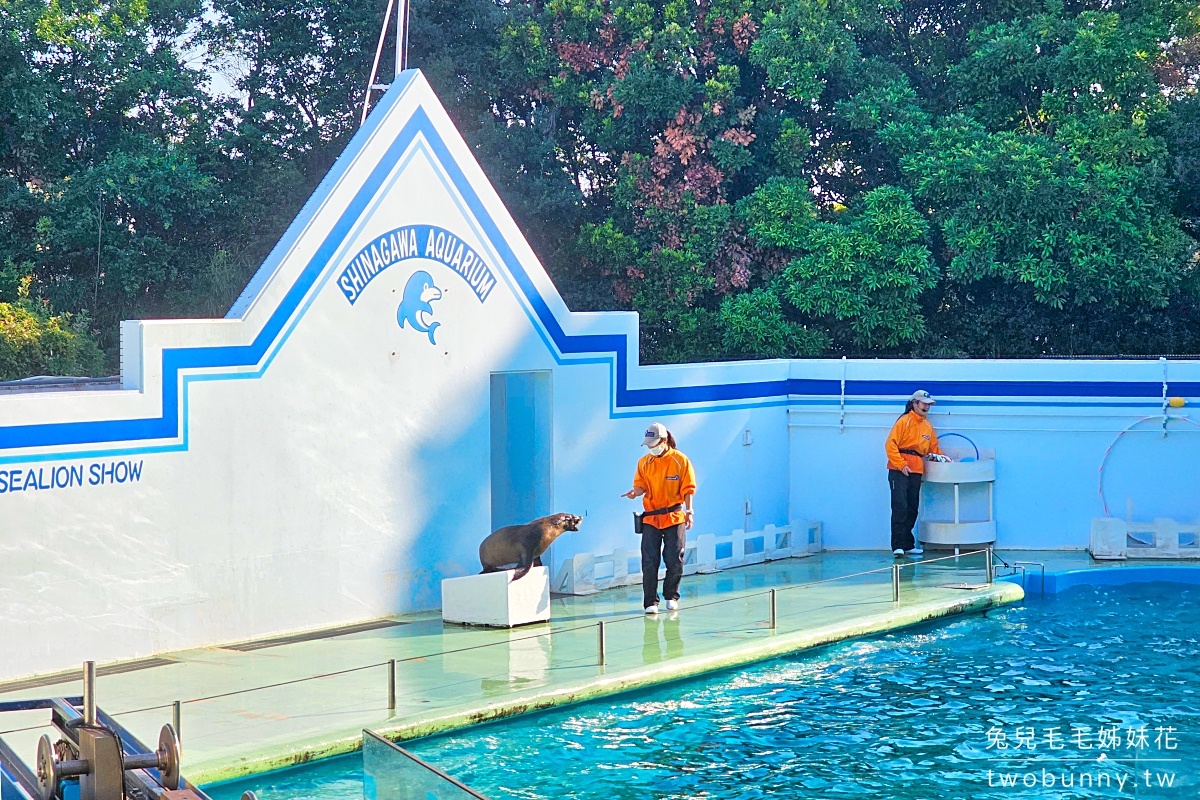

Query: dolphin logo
[397,270,443,344]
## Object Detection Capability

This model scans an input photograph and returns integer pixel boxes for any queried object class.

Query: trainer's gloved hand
[928,454,951,463]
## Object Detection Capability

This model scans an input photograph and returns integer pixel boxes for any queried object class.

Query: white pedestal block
[441,567,551,627]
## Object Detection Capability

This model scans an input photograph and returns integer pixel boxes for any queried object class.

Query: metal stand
[0,663,196,800]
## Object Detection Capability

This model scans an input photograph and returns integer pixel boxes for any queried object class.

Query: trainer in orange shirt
[885,390,947,557]
[622,422,696,614]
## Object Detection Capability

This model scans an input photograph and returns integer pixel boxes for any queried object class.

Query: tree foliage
[487,0,1200,359]
[0,0,1197,375]
[0,278,103,379]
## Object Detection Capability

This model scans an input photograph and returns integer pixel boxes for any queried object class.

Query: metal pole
[597,621,607,666]
[387,659,397,713]
[769,589,777,631]
[891,564,900,603]
[83,661,96,725]
[838,356,847,433]
[395,0,410,76]
[361,0,397,125]
[94,191,103,313]
[985,548,994,584]
[172,700,182,745]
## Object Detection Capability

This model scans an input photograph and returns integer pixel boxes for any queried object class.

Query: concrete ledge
[1003,564,1200,594]
[191,582,1023,785]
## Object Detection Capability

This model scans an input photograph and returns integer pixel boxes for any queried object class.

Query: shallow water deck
[0,551,1020,784]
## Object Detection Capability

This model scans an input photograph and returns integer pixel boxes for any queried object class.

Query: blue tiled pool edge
[1001,563,1200,594]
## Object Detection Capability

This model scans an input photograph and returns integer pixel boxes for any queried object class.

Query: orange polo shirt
[632,448,696,527]
[885,411,942,474]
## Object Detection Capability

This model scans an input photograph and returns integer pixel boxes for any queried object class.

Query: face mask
[649,442,667,456]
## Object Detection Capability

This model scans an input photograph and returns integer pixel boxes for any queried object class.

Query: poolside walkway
[0,550,1029,784]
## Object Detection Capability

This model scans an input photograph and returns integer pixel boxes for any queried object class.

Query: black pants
[641,522,685,608]
[888,470,922,551]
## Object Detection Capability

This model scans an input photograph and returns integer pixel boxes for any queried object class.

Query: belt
[899,448,925,457]
[641,504,684,517]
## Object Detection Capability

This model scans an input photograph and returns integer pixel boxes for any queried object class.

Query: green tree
[781,186,938,348]
[0,0,233,360]
[0,278,104,380]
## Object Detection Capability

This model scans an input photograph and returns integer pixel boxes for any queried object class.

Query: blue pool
[207,583,1200,799]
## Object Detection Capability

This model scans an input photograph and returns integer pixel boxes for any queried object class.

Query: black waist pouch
[634,504,684,534]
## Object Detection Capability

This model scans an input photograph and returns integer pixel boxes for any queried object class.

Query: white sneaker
[893,548,904,557]
[907,547,924,556]
[644,604,659,615]
[665,599,679,611]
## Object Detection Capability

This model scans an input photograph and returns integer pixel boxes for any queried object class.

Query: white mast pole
[361,0,397,126]
[395,0,409,76]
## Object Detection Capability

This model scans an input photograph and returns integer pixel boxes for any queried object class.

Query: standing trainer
[622,423,696,614]
[885,390,945,557]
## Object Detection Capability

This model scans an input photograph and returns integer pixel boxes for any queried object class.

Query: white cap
[641,422,668,447]
[911,389,936,404]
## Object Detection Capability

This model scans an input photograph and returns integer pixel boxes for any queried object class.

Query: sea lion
[479,513,582,580]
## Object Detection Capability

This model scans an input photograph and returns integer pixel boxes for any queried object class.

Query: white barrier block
[1092,517,1200,560]
[695,533,719,573]
[805,521,823,554]
[712,530,741,569]
[554,553,597,595]
[1090,517,1128,560]
[1157,518,1180,556]
[762,524,785,559]
[553,522,823,594]
[612,547,633,584]
[1181,524,1200,551]
[441,567,550,627]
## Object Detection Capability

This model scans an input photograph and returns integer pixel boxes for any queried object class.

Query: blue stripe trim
[1,73,1195,457]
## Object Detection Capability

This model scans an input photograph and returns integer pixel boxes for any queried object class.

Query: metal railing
[991,551,1047,594]
[0,550,999,742]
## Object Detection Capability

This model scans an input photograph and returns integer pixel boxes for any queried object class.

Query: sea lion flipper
[512,562,531,581]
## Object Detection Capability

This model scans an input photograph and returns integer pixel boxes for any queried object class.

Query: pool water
[207,583,1200,799]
